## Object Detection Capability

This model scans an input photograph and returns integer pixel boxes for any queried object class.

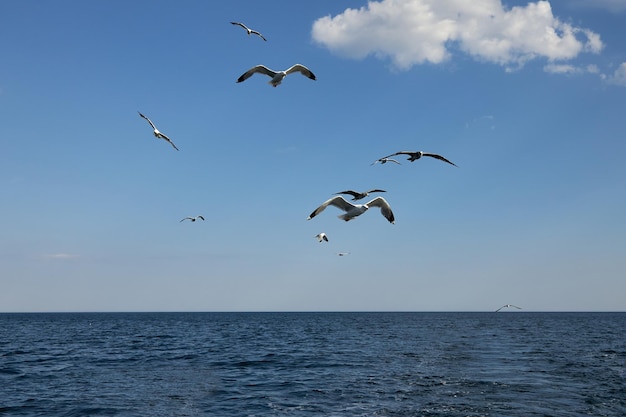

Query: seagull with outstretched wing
[138,112,179,151]
[230,21,267,41]
[495,304,522,312]
[371,157,401,166]
[180,215,205,223]
[383,150,457,166]
[237,64,316,87]
[307,196,395,224]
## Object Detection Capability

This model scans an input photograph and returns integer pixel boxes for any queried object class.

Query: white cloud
[312,0,604,71]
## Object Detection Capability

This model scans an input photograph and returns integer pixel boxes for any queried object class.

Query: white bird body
[315,233,329,242]
[237,64,316,87]
[230,21,267,41]
[138,112,179,151]
[307,196,395,224]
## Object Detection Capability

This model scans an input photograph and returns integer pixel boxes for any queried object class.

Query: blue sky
[1,0,625,312]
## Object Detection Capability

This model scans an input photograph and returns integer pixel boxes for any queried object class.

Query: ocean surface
[0,312,624,417]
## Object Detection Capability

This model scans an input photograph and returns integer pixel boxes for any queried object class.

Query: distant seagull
[315,233,329,243]
[180,215,205,222]
[307,196,395,224]
[334,189,386,201]
[237,64,316,87]
[230,21,267,41]
[371,157,401,166]
[138,112,179,151]
[383,151,457,166]
[337,252,351,256]
[495,304,522,312]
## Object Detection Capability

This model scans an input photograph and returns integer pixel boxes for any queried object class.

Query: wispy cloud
[41,253,79,260]
[312,0,603,71]
[604,62,626,86]
[544,63,600,75]
[570,0,626,13]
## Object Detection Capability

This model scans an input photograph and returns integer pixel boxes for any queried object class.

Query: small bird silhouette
[138,112,179,151]
[382,150,457,166]
[180,215,205,223]
[315,233,329,243]
[230,21,267,41]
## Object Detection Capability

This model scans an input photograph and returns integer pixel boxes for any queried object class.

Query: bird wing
[423,152,457,166]
[335,190,360,198]
[167,140,179,151]
[156,132,179,151]
[365,197,395,224]
[307,196,356,220]
[180,217,192,222]
[138,112,157,130]
[384,151,414,159]
[237,65,277,83]
[285,64,316,80]
[250,30,267,41]
[230,21,248,31]
[322,234,328,242]
[366,189,386,194]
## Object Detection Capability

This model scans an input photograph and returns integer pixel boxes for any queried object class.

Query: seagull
[337,252,351,256]
[371,157,401,165]
[307,196,395,224]
[180,215,205,222]
[383,151,457,166]
[334,189,386,201]
[236,64,316,87]
[315,233,329,243]
[138,112,179,151]
[495,304,522,312]
[230,21,267,41]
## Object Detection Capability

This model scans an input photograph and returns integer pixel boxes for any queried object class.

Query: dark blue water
[0,312,624,416]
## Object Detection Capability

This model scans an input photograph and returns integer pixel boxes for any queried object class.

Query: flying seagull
[337,252,351,256]
[315,233,329,243]
[383,151,457,166]
[334,189,386,201]
[307,196,395,224]
[237,64,316,87]
[138,112,179,151]
[495,304,522,312]
[180,215,205,222]
[230,21,267,41]
[371,157,401,166]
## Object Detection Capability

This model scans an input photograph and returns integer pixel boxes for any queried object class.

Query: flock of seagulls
[134,19,520,311]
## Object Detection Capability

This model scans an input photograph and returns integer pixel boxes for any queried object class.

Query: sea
[0,312,624,417]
